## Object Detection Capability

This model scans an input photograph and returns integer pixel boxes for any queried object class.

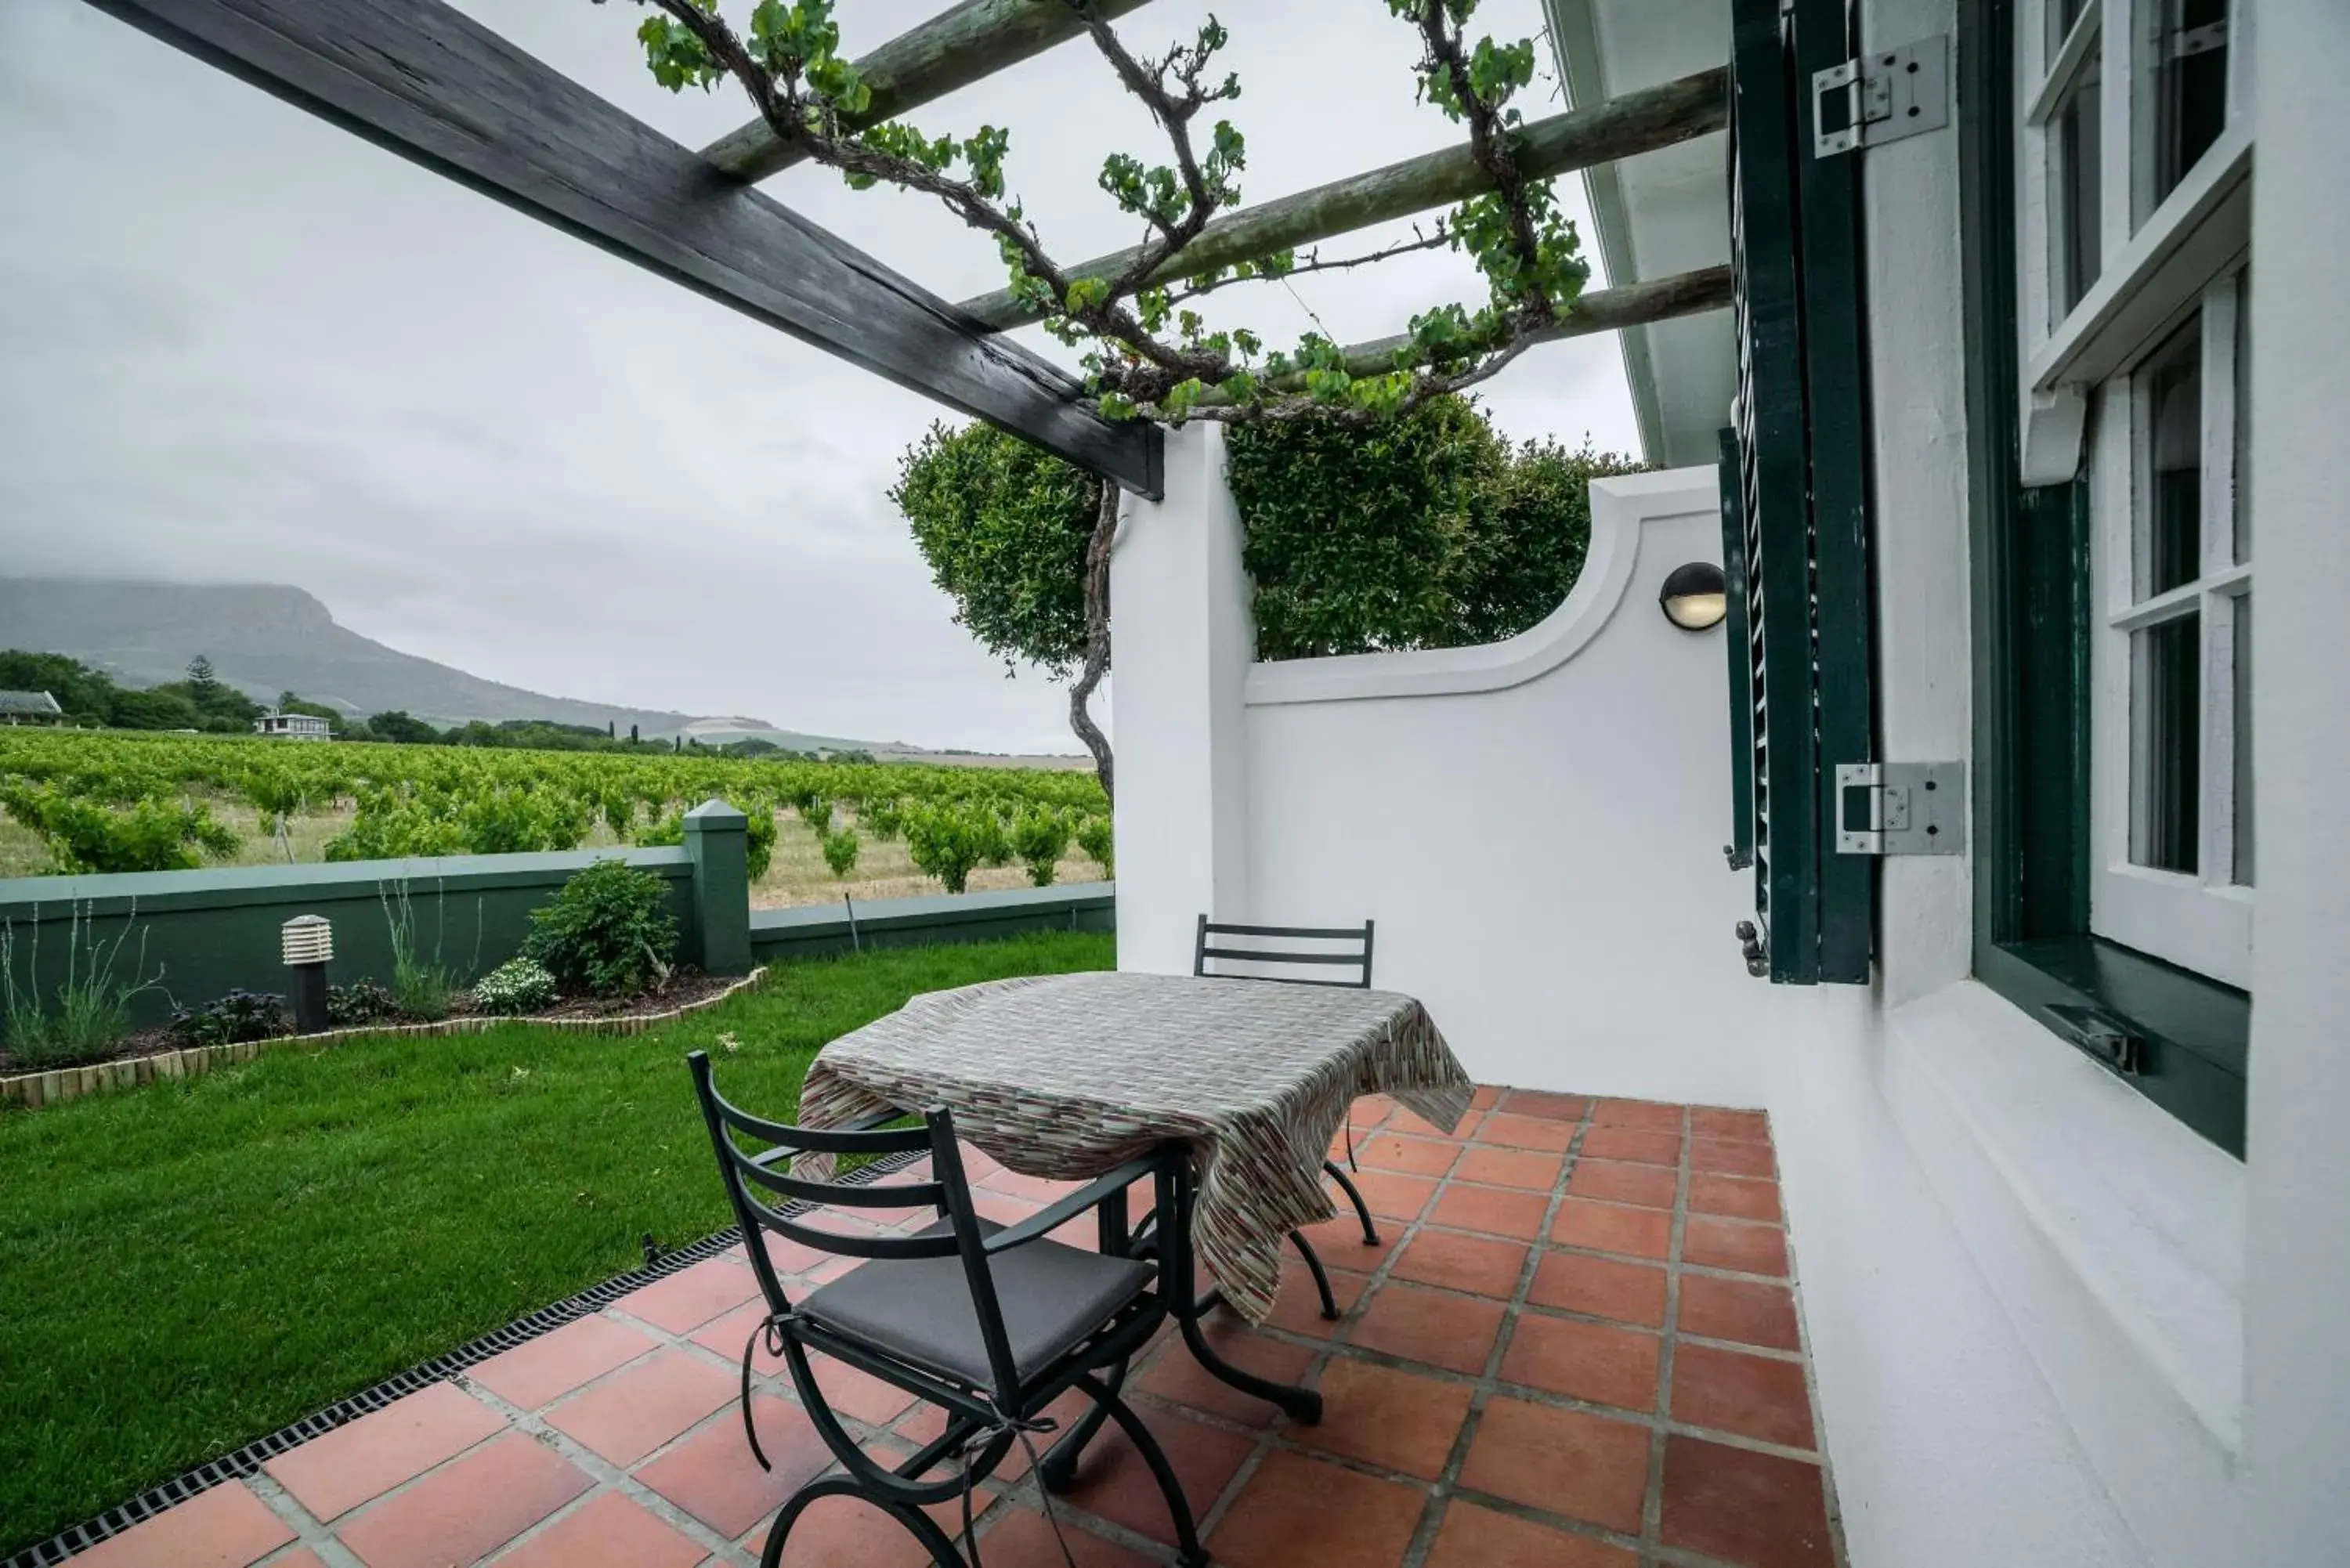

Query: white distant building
[254,710,331,741]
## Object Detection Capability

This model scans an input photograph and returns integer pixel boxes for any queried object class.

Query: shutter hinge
[1833,762,1965,855]
[1813,35,1950,158]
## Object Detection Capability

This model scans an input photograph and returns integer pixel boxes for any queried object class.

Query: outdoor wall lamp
[1660,562,1729,631]
[282,914,333,1034]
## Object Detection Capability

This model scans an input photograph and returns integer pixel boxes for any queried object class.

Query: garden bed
[0,968,767,1109]
[0,928,1115,1556]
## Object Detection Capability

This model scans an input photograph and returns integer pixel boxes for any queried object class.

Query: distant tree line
[0,650,864,760]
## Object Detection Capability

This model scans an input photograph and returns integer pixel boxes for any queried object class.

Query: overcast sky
[0,0,1637,752]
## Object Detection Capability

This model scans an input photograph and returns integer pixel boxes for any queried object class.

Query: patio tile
[1660,1434,1834,1568]
[1671,1342,1817,1449]
[1470,1112,1575,1152]
[1495,1089,1589,1122]
[1528,1252,1668,1328]
[72,1479,293,1568]
[270,1552,329,1568]
[1354,1132,1460,1177]
[1678,1275,1802,1352]
[1390,1228,1530,1299]
[1058,1406,1252,1546]
[542,1348,736,1466]
[1457,1397,1649,1534]
[1578,1126,1683,1166]
[1135,1321,1317,1425]
[634,1393,833,1538]
[338,1433,590,1568]
[971,1191,1043,1227]
[1683,1216,1790,1278]
[1292,1212,1400,1271]
[981,1166,1077,1204]
[1499,1313,1661,1413]
[691,1300,792,1375]
[1206,1448,1429,1568]
[1424,1183,1550,1241]
[1340,1169,1438,1222]
[1292,1357,1475,1479]
[1346,1281,1506,1374]
[1347,1095,1397,1132]
[1386,1104,1473,1140]
[1593,1098,1687,1130]
[1693,1136,1779,1178]
[264,1381,504,1520]
[1549,1198,1672,1261]
[980,1508,1156,1566]
[1565,1158,1679,1209]
[615,1255,762,1335]
[1690,1107,1772,1143]
[808,1351,919,1425]
[1451,1145,1564,1190]
[492,1490,708,1568]
[1690,1172,1783,1223]
[1263,1258,1371,1336]
[1425,1501,1636,1568]
[763,1491,936,1566]
[1469,1085,1502,1109]
[470,1314,662,1411]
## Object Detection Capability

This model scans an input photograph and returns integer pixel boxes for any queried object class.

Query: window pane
[2050,62,2103,321]
[2142,320,2201,597]
[2131,612,2200,873]
[2232,596,2254,885]
[2232,271,2251,563]
[2145,0,2229,215]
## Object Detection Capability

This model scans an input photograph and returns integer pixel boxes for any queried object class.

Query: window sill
[1883,979,2247,1455]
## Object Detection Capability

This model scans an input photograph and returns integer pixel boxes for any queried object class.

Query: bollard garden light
[281,915,332,1035]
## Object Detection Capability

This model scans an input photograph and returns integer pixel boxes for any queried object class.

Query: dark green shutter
[1723,0,1877,985]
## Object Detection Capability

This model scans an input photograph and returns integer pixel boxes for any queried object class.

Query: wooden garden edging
[0,966,769,1111]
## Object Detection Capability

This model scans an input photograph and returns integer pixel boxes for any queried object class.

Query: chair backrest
[1193,914,1376,988]
[686,1050,1025,1401]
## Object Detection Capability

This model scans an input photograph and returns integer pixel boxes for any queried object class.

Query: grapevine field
[0,730,1112,906]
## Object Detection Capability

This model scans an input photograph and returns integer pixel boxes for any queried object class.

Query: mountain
[0,577,876,749]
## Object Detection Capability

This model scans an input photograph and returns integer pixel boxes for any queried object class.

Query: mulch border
[0,966,770,1110]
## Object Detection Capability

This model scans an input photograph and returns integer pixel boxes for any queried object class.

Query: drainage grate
[3,1147,927,1568]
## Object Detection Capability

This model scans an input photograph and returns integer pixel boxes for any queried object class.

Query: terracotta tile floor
[70,1089,1842,1568]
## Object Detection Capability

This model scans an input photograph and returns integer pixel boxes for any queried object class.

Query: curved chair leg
[1324,1159,1381,1245]
[761,1474,967,1568]
[1039,1354,1128,1494]
[1076,1371,1208,1568]
[1289,1230,1341,1321]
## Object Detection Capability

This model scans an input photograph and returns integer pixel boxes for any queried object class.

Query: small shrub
[860,797,905,841]
[169,989,291,1049]
[1,903,165,1068]
[522,859,679,998]
[633,810,684,847]
[904,803,1007,896]
[325,979,398,1028]
[380,880,460,1021]
[1010,807,1072,887]
[820,826,861,879]
[472,957,556,1016]
[1076,815,1115,877]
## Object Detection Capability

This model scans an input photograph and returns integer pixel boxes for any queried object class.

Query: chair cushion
[797,1219,1155,1391]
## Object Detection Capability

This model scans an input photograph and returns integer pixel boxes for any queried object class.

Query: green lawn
[0,931,1113,1555]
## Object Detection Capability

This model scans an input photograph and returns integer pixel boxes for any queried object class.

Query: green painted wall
[750,883,1115,962]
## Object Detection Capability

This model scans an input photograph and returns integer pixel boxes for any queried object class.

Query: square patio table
[797,970,1471,1422]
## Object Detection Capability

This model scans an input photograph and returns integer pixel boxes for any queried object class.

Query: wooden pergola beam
[1191,266,1732,406]
[702,0,1155,183]
[81,0,1162,496]
[960,67,1728,332]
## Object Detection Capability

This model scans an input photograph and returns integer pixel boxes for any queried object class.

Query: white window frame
[2013,0,2255,482]
[2087,268,2251,988]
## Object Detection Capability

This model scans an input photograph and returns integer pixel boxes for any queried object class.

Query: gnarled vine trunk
[1068,482,1118,807]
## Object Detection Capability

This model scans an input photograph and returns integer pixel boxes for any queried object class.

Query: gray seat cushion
[797,1219,1155,1391]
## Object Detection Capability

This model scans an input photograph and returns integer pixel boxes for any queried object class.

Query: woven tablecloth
[797,971,1472,1324]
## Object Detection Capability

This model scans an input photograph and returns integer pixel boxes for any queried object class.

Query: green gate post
[682,800,753,976]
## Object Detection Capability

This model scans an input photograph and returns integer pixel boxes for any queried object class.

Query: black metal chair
[1193,914,1383,1321]
[687,1051,1204,1568]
